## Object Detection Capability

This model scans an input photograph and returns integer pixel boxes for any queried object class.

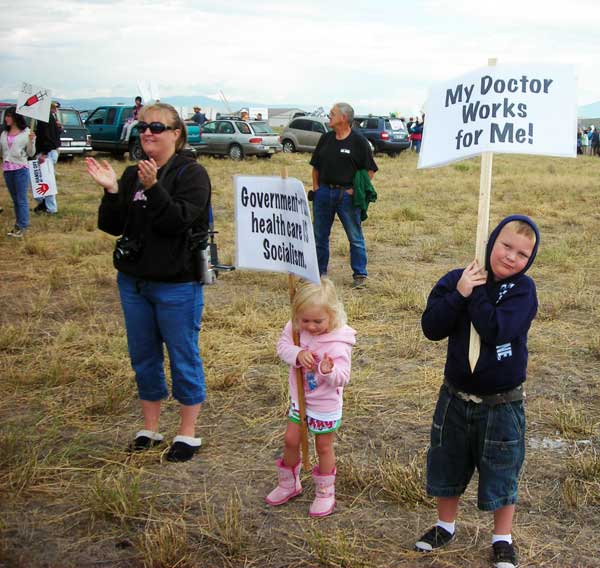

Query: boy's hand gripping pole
[468,58,496,372]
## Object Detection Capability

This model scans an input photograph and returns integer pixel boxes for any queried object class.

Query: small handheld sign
[29,159,57,199]
[234,175,319,284]
[17,82,52,123]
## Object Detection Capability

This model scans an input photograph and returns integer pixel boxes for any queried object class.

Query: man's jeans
[35,149,58,213]
[312,186,367,278]
[117,272,207,406]
[4,168,30,229]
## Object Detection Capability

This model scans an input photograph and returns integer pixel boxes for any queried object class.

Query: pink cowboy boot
[265,458,302,506]
[309,465,336,517]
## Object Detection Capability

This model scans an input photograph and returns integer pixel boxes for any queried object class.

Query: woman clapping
[86,103,212,462]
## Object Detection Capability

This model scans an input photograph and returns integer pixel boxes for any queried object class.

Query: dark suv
[352,116,410,156]
[56,107,92,158]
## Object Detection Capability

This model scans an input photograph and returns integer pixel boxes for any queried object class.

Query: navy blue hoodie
[421,215,540,395]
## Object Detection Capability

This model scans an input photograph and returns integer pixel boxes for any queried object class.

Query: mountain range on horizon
[1,94,315,114]
[3,94,600,118]
[577,101,600,119]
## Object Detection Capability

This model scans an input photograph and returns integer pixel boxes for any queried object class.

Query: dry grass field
[1,149,599,568]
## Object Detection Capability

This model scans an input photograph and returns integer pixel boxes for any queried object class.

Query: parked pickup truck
[85,105,205,160]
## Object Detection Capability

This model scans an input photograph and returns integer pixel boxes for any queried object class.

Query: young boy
[415,215,540,568]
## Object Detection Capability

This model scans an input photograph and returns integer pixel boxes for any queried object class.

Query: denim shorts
[426,384,526,511]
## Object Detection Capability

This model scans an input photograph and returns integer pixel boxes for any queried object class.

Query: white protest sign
[150,80,160,102]
[17,82,52,122]
[29,159,58,199]
[234,175,319,284]
[418,64,577,168]
[137,81,152,103]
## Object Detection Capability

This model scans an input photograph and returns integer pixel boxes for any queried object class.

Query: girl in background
[266,278,356,517]
[1,108,35,238]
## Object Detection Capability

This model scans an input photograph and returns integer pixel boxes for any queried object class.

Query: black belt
[326,184,353,190]
[443,380,524,406]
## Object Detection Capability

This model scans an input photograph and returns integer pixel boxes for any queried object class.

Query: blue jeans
[117,272,206,406]
[312,186,367,277]
[426,384,526,511]
[35,150,58,213]
[4,168,30,229]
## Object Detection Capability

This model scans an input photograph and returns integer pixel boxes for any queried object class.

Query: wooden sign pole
[282,167,311,471]
[468,58,497,372]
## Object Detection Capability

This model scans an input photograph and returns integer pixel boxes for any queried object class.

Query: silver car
[280,116,331,153]
[198,119,282,160]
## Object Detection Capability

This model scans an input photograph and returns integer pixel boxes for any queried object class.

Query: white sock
[173,435,202,447]
[492,533,512,545]
[136,429,163,441]
[436,519,455,535]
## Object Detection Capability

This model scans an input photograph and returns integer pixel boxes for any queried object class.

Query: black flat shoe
[166,436,202,462]
[127,430,164,452]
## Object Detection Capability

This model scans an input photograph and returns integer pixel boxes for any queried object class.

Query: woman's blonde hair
[138,103,188,152]
[292,277,347,332]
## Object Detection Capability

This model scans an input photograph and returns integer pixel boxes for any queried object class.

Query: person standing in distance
[191,106,207,126]
[310,102,377,288]
[1,107,36,237]
[33,101,61,215]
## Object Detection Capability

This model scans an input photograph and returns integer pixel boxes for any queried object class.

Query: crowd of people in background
[577,124,600,155]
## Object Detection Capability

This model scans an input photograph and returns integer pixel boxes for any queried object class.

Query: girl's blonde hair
[292,277,347,332]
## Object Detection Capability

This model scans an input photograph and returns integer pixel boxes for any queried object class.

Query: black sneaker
[415,525,455,552]
[492,540,518,568]
[33,202,47,214]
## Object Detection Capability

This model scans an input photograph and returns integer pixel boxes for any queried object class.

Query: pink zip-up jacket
[277,320,356,421]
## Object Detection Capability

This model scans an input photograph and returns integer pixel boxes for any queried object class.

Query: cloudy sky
[1,0,599,114]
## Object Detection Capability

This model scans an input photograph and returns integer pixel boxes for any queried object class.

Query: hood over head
[485,214,540,280]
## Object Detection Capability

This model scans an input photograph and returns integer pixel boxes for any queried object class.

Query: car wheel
[282,140,295,153]
[129,140,144,161]
[367,140,375,153]
[229,144,243,161]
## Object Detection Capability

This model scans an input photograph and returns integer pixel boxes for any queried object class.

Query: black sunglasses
[137,121,175,134]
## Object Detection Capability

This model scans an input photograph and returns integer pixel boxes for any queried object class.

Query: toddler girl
[266,278,356,517]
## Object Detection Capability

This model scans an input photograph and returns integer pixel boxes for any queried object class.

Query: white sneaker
[7,226,25,238]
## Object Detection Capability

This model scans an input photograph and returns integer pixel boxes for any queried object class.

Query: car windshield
[250,122,275,134]
[58,110,83,127]
[389,119,406,131]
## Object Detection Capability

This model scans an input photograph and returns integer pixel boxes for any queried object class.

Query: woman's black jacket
[98,154,211,283]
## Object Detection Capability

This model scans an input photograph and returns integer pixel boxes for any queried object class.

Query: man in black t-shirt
[310,102,377,288]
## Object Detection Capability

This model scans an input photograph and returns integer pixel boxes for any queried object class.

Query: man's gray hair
[335,102,354,124]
